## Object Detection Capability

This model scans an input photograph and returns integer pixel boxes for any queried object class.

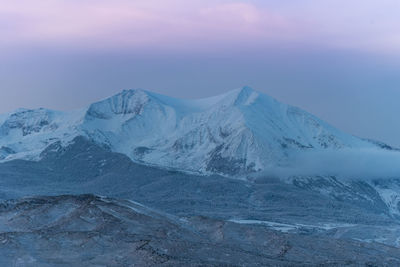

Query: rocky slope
[0,137,399,250]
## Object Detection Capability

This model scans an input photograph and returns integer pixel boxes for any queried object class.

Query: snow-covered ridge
[0,87,383,175]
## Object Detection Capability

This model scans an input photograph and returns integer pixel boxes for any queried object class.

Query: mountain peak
[85,88,151,119]
[234,86,260,106]
[240,85,255,93]
[119,88,149,96]
[214,86,275,108]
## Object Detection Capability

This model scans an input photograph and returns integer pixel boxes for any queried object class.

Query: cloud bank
[263,148,400,180]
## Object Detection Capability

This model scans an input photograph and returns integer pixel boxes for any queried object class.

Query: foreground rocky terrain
[0,194,399,266]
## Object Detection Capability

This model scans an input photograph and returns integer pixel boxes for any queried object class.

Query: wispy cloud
[0,0,312,51]
[0,0,399,54]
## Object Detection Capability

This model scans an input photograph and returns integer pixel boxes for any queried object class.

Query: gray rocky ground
[1,194,400,266]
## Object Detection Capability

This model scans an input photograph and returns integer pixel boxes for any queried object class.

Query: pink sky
[1,0,399,54]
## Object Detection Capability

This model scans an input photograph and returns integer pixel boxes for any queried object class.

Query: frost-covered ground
[1,194,400,266]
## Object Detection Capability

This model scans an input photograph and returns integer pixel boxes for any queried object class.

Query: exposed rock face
[0,108,54,136]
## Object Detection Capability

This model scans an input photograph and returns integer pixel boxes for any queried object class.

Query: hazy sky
[0,0,399,146]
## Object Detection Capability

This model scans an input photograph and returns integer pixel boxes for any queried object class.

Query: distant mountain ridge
[0,87,389,175]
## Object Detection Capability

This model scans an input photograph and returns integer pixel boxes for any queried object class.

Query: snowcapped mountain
[0,87,382,175]
[2,88,400,264]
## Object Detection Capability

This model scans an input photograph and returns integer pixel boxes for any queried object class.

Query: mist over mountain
[257,148,400,180]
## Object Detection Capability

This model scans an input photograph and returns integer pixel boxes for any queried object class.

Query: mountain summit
[0,87,380,175]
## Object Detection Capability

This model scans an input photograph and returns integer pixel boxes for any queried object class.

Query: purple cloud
[0,0,313,51]
[0,0,399,54]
